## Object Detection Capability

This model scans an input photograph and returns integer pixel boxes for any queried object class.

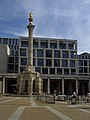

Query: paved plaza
[0,95,90,120]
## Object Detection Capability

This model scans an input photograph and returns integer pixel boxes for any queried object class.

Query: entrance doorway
[6,78,17,94]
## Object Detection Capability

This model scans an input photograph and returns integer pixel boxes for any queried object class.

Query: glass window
[8,64,14,73]
[84,67,87,73]
[40,41,48,48]
[9,57,14,63]
[79,60,83,66]
[33,58,35,66]
[71,69,76,75]
[84,60,87,66]
[62,60,68,67]
[42,68,48,74]
[54,59,60,67]
[70,60,75,67]
[46,50,52,57]
[10,50,14,56]
[54,50,60,58]
[21,41,28,47]
[46,59,52,66]
[64,68,69,75]
[21,58,27,65]
[3,38,8,44]
[20,49,26,56]
[0,38,2,44]
[15,57,18,63]
[33,41,38,48]
[37,59,44,66]
[50,68,55,74]
[37,49,44,57]
[62,51,68,58]
[9,39,12,44]
[68,43,76,49]
[59,41,66,49]
[50,43,57,48]
[57,68,62,74]
[79,67,83,73]
[35,67,41,73]
[70,51,77,58]
[15,65,18,73]
[15,51,18,56]
[33,49,35,57]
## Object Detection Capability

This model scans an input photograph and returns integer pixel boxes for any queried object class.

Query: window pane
[40,41,48,48]
[54,59,60,67]
[37,49,44,57]
[50,68,55,74]
[70,60,75,67]
[57,68,62,74]
[50,43,57,48]
[42,68,48,74]
[62,51,68,58]
[64,68,69,75]
[46,50,52,57]
[54,50,60,58]
[62,60,68,67]
[79,60,83,66]
[35,67,41,73]
[33,41,38,48]
[21,58,27,65]
[46,59,52,66]
[21,41,28,47]
[37,59,44,66]
[20,49,26,56]
[59,41,66,49]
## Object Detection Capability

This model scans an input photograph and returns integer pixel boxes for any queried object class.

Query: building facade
[0,36,90,95]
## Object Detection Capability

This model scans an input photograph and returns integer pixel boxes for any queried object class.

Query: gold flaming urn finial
[29,12,33,24]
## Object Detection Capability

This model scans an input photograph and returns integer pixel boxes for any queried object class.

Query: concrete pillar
[88,80,90,92]
[0,80,2,94]
[3,76,5,94]
[47,77,50,94]
[76,78,78,95]
[62,78,64,95]
[39,77,42,94]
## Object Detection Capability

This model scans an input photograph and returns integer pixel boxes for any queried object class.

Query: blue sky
[0,0,90,53]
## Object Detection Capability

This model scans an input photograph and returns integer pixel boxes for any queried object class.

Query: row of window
[20,66,76,75]
[20,58,76,67]
[20,48,77,59]
[21,40,76,50]
[0,38,19,45]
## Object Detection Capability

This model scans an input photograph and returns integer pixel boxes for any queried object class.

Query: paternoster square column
[27,12,35,72]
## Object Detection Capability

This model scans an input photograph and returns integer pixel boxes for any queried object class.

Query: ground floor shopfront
[42,76,90,95]
[0,74,90,95]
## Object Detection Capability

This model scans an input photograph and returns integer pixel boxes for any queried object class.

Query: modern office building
[0,36,90,95]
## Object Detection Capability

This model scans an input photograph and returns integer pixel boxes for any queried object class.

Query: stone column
[3,76,5,95]
[76,78,78,95]
[47,77,50,94]
[27,12,35,72]
[62,78,64,95]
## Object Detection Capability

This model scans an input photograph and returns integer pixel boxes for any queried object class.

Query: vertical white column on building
[0,80,2,94]
[47,77,50,94]
[3,76,5,94]
[62,78,64,95]
[76,78,78,95]
[88,80,90,92]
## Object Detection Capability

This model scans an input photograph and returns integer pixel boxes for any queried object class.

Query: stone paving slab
[20,107,61,120]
